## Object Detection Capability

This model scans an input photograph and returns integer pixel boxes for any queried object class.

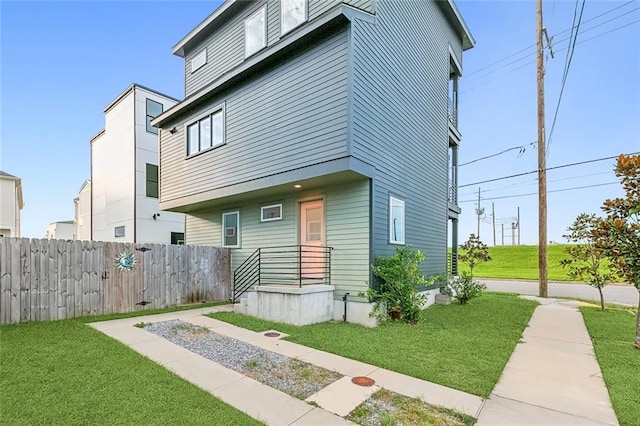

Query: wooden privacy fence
[0,238,231,325]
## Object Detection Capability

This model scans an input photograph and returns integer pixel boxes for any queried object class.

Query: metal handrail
[232,245,332,302]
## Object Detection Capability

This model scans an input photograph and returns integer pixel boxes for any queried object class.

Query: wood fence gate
[0,238,231,325]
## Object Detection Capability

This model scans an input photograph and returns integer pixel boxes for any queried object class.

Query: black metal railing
[232,245,332,302]
[447,251,459,276]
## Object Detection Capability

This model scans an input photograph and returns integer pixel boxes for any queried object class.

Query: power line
[458,152,640,188]
[459,181,618,203]
[464,0,637,80]
[459,142,536,167]
[546,0,586,158]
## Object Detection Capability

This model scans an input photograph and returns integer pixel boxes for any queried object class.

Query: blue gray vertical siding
[184,0,373,97]
[162,29,350,205]
[350,0,462,276]
[184,179,370,298]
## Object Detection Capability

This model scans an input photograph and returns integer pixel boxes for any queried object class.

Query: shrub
[459,234,491,280]
[442,273,486,305]
[362,246,432,324]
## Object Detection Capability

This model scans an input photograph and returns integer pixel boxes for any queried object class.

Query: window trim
[281,0,307,36]
[184,102,226,158]
[261,204,283,222]
[114,226,125,238]
[389,196,405,245]
[245,6,267,58]
[146,98,163,134]
[222,211,240,248]
[190,49,207,73]
[146,163,159,198]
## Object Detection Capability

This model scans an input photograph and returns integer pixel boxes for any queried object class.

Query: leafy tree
[459,234,491,280]
[595,154,640,349]
[560,213,615,311]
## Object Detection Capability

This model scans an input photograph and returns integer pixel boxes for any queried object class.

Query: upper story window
[389,196,405,245]
[146,163,158,198]
[191,49,207,73]
[245,6,266,58]
[146,99,163,134]
[281,0,307,35]
[186,104,225,156]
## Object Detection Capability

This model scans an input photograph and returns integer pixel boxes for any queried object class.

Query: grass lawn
[208,292,538,397]
[0,316,261,425]
[581,307,640,426]
[455,245,621,282]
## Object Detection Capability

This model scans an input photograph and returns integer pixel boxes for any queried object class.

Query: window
[389,196,405,245]
[171,232,185,245]
[146,99,163,134]
[245,7,266,57]
[114,226,125,238]
[261,204,282,222]
[222,212,240,247]
[281,0,306,35]
[186,105,225,156]
[146,164,159,198]
[191,49,207,73]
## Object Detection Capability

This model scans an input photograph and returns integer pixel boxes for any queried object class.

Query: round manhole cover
[351,376,375,387]
[264,332,281,337]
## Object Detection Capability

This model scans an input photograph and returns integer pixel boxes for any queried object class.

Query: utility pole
[501,223,504,246]
[517,207,521,245]
[492,203,496,246]
[537,0,548,297]
[475,188,484,238]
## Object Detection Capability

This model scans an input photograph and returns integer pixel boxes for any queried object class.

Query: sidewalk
[477,297,619,426]
[90,306,483,426]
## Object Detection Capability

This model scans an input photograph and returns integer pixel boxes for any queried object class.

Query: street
[482,279,638,307]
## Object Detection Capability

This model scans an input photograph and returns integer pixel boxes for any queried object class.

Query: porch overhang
[160,156,375,213]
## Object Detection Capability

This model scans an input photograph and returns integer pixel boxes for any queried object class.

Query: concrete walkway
[477,297,619,426]
[90,306,483,426]
[90,299,619,425]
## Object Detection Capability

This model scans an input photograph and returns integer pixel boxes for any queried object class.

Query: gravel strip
[143,319,341,399]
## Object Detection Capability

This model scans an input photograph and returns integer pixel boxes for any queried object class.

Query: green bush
[362,246,432,323]
[442,273,486,305]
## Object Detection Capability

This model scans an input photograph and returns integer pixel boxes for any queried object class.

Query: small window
[191,49,207,73]
[389,196,405,245]
[261,204,283,222]
[245,6,266,58]
[146,99,163,134]
[146,164,159,198]
[222,211,240,247]
[186,105,225,156]
[171,232,185,245]
[281,0,307,35]
[114,226,125,238]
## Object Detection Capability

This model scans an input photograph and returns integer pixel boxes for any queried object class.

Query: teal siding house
[153,0,474,325]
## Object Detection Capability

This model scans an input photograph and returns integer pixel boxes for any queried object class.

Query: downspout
[342,292,349,322]
[133,87,138,243]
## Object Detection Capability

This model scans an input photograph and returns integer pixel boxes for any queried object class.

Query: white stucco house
[87,84,186,244]
[0,171,24,238]
[46,221,75,240]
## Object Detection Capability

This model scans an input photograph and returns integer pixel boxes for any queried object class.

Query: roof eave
[439,0,475,51]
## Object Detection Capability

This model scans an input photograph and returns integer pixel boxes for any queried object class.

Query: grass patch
[453,245,621,282]
[0,320,261,425]
[209,292,537,397]
[581,307,640,426]
[348,389,475,426]
[74,301,230,323]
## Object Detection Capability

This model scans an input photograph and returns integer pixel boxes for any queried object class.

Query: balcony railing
[448,180,457,205]
[232,245,332,302]
[448,98,458,128]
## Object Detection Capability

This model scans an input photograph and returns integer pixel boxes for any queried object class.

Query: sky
[1,0,639,244]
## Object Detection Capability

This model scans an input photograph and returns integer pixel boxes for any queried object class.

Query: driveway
[482,279,638,307]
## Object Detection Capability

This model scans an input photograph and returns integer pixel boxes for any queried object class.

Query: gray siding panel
[351,0,461,277]
[162,29,350,204]
[185,180,370,299]
[185,0,373,97]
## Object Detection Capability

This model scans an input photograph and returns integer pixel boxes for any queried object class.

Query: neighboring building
[153,0,473,324]
[73,180,92,241]
[90,84,185,244]
[0,171,24,238]
[46,221,75,240]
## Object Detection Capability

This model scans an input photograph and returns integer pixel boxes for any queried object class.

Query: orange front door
[300,200,324,279]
